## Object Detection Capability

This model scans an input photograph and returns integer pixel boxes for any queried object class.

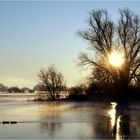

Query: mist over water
[0,93,140,139]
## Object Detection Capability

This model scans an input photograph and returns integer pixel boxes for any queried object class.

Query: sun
[108,51,124,68]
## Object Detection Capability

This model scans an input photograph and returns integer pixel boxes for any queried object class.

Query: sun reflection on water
[108,102,117,128]
[116,116,121,140]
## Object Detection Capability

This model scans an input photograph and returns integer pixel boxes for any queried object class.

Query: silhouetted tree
[33,84,41,92]
[0,83,8,92]
[8,87,21,93]
[68,85,87,101]
[38,65,65,100]
[90,67,113,89]
[135,73,140,87]
[78,9,140,95]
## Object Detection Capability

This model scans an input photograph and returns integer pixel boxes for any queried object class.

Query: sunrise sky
[0,1,140,88]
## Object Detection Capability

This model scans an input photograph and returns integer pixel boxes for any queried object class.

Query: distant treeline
[0,83,33,93]
[1,82,140,102]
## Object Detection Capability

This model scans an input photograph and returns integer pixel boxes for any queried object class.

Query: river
[0,93,140,139]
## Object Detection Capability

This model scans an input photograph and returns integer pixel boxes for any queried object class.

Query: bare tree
[135,73,140,87]
[38,65,65,100]
[78,8,140,92]
[92,67,114,88]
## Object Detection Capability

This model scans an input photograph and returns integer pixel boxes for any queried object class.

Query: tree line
[0,84,33,93]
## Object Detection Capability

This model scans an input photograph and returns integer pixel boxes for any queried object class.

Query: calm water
[0,93,140,139]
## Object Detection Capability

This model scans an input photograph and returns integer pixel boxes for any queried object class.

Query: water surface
[0,93,140,139]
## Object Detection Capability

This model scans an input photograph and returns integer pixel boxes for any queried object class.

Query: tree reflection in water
[109,102,130,140]
[41,122,61,136]
[38,102,63,136]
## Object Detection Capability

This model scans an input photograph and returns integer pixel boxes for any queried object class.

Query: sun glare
[108,51,124,68]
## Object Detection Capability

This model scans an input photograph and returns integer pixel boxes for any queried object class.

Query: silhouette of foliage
[38,65,65,100]
[33,84,41,92]
[0,83,8,92]
[8,87,21,93]
[68,85,87,101]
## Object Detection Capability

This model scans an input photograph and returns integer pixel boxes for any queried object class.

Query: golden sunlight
[108,51,124,68]
[108,102,117,127]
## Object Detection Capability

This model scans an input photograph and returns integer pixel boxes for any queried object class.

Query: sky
[0,1,140,88]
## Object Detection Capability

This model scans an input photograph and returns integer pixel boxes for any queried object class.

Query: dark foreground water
[0,93,140,139]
